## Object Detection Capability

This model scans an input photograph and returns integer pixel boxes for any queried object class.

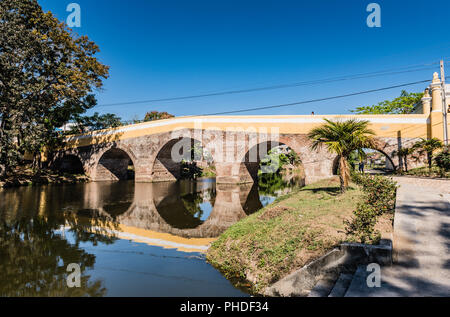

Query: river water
[0,174,302,297]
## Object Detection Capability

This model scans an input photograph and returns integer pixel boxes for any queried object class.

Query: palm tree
[413,138,444,170]
[393,147,415,172]
[308,119,376,192]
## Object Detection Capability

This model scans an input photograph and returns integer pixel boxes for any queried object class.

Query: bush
[434,149,450,173]
[346,173,398,243]
[345,203,380,243]
[180,161,203,179]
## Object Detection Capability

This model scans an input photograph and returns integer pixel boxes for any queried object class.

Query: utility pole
[440,60,449,146]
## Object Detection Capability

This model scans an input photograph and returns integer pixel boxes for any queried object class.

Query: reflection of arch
[241,184,263,215]
[95,147,136,181]
[116,181,251,238]
[154,181,216,229]
[53,154,85,174]
[79,182,136,219]
[239,141,304,182]
[152,137,213,182]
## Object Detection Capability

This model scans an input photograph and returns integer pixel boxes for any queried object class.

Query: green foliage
[346,174,397,243]
[345,203,380,243]
[180,161,203,179]
[258,173,287,196]
[70,112,123,133]
[434,148,450,173]
[413,138,444,169]
[352,90,424,114]
[0,0,109,175]
[143,111,174,122]
[393,146,415,172]
[260,153,286,174]
[308,119,376,192]
[181,192,206,219]
[260,147,301,174]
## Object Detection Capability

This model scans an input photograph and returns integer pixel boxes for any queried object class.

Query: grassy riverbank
[396,166,450,178]
[0,166,89,188]
[206,176,393,294]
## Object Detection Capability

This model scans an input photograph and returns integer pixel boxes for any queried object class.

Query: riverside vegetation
[206,174,397,295]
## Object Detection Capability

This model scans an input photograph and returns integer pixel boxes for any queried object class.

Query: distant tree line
[67,110,175,133]
[351,90,424,114]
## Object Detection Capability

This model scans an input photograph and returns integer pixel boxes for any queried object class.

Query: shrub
[434,149,450,174]
[346,173,398,243]
[345,203,380,243]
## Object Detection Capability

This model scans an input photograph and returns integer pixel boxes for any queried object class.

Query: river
[0,174,303,296]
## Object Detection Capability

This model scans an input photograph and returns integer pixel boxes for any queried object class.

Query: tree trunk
[404,155,408,172]
[427,152,432,170]
[32,152,42,176]
[0,164,5,179]
[339,156,349,193]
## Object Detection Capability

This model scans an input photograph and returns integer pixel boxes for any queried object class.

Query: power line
[95,61,444,108]
[72,77,445,129]
[195,79,436,116]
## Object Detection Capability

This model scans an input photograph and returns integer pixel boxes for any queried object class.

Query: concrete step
[307,276,338,297]
[344,265,370,297]
[328,273,354,297]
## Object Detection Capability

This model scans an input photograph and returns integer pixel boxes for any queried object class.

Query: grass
[396,165,450,178]
[200,165,217,178]
[206,176,367,295]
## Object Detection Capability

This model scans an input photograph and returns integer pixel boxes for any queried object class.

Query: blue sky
[39,0,450,120]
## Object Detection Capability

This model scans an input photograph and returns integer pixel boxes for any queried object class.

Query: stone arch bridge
[54,110,441,184]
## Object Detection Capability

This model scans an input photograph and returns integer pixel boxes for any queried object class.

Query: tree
[413,138,444,169]
[70,112,122,133]
[143,111,174,122]
[352,90,423,114]
[0,0,109,176]
[308,119,376,192]
[434,148,450,174]
[393,147,415,172]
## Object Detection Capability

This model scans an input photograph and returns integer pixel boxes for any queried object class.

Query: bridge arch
[52,154,85,174]
[93,145,137,181]
[331,138,398,175]
[370,138,398,171]
[238,140,305,183]
[151,136,215,182]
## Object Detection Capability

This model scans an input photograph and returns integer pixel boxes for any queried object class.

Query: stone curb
[264,240,392,297]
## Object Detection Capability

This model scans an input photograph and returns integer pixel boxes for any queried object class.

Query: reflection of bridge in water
[0,174,301,252]
[80,179,276,241]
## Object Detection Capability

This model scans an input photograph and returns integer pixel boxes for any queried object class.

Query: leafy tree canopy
[0,0,109,174]
[144,111,174,122]
[351,90,424,114]
[308,119,376,192]
[413,138,443,169]
[70,112,122,133]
